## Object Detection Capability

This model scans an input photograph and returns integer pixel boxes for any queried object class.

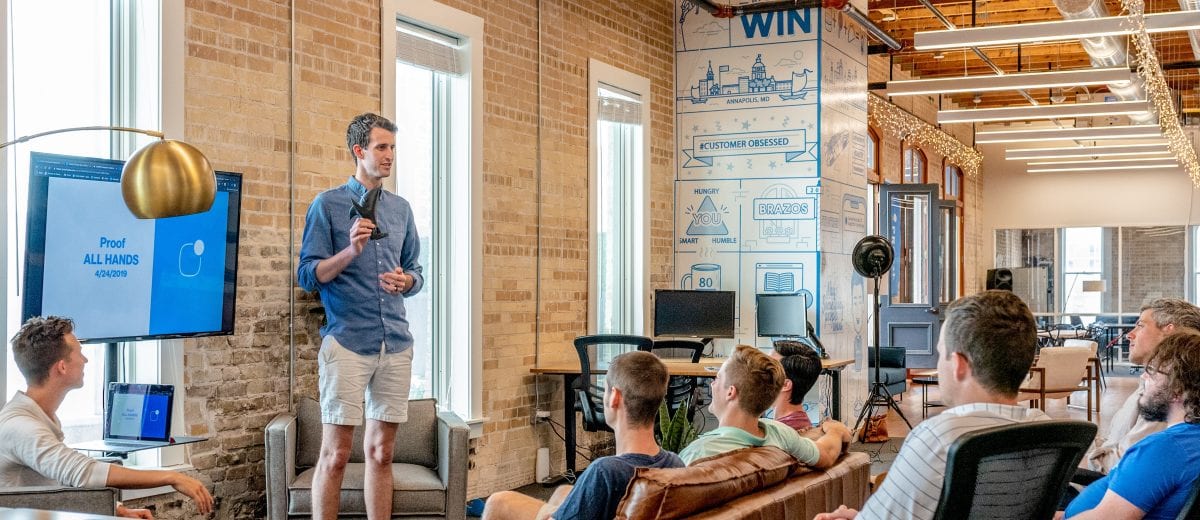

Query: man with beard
[1084,299,1200,474]
[1062,331,1200,519]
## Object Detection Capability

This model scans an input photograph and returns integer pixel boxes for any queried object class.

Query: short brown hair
[941,290,1037,397]
[607,351,669,427]
[725,345,785,416]
[345,113,397,164]
[1146,331,1200,424]
[1141,299,1200,331]
[10,316,75,386]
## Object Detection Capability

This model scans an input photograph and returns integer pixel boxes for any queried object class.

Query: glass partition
[1120,226,1186,312]
[994,226,1190,322]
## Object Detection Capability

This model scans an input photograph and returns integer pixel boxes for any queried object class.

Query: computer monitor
[756,293,808,338]
[653,290,736,338]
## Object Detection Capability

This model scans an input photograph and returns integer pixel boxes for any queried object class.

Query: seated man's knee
[482,491,527,520]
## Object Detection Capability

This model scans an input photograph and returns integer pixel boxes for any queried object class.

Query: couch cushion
[615,446,800,520]
[288,463,446,516]
[295,397,438,468]
[689,451,871,520]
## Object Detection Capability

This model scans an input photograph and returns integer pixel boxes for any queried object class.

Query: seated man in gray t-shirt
[482,351,684,520]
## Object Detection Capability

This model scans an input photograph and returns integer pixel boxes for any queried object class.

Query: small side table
[911,369,943,419]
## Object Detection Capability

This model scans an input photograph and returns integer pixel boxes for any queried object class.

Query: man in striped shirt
[816,290,1049,520]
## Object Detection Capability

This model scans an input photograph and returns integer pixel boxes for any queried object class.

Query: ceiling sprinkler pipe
[1178,0,1200,61]
[1052,0,1155,123]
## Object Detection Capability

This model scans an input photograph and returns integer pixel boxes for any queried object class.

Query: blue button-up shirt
[298,177,424,355]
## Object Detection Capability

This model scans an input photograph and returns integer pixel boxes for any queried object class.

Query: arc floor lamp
[0,125,216,219]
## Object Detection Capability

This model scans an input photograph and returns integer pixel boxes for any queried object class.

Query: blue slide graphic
[148,191,229,335]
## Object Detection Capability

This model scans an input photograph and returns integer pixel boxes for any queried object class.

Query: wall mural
[675,1,869,422]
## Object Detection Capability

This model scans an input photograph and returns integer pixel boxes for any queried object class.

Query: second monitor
[756,292,808,338]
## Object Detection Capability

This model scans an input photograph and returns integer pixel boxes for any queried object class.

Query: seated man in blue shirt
[482,351,683,520]
[1063,331,1200,520]
[679,344,850,466]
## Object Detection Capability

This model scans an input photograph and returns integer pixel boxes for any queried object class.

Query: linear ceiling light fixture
[888,67,1132,97]
[1005,143,1172,160]
[1028,156,1178,165]
[975,124,1163,143]
[915,10,1200,50]
[1026,157,1179,172]
[938,100,1149,124]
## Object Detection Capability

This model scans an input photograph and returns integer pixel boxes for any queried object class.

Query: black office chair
[1178,473,1200,520]
[650,340,705,419]
[932,420,1098,520]
[572,334,655,432]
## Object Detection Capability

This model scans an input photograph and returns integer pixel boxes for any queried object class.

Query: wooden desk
[531,357,853,474]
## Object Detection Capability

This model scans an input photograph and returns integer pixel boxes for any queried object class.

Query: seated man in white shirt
[679,344,851,467]
[816,290,1049,520]
[0,316,214,519]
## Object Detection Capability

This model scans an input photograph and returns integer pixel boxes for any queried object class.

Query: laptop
[71,383,175,452]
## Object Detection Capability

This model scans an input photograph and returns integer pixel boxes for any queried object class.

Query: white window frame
[587,59,651,335]
[381,0,483,436]
[1,0,187,473]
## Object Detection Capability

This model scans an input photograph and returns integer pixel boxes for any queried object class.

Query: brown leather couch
[615,447,870,520]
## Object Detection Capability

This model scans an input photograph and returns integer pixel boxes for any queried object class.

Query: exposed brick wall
[125,1,381,518]
[122,2,997,517]
[124,1,675,517]
[432,0,676,497]
[1119,227,1186,309]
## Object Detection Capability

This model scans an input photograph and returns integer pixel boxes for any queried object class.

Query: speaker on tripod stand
[851,235,913,437]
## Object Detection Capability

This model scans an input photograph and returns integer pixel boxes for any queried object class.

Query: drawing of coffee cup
[681,263,721,290]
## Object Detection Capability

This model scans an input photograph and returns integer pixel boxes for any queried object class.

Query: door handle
[928,307,940,315]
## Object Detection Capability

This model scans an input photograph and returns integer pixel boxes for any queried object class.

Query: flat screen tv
[653,290,735,338]
[22,152,242,343]
[756,293,808,337]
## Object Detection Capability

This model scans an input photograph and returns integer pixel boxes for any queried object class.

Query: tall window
[385,1,483,427]
[943,162,964,298]
[3,0,182,467]
[1062,227,1104,315]
[1194,227,1200,305]
[902,144,926,183]
[867,127,881,184]
[588,60,650,335]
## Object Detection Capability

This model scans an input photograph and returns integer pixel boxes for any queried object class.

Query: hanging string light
[1120,0,1200,186]
[868,93,984,177]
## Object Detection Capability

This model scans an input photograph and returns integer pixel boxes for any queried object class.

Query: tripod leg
[852,394,879,434]
[879,385,913,430]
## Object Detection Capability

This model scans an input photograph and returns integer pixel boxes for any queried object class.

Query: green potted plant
[657,398,698,453]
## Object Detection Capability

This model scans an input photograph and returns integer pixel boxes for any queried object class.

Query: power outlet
[535,410,552,421]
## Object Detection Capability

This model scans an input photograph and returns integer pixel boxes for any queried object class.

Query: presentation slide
[109,392,147,438]
[24,153,240,342]
[108,391,170,439]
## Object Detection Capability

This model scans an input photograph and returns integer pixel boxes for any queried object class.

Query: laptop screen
[105,383,174,442]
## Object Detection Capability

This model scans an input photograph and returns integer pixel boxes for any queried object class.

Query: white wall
[979,138,1200,278]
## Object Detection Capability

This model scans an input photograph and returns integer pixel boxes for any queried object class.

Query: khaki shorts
[318,335,412,425]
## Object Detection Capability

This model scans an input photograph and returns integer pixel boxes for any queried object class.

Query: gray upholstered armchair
[868,346,907,397]
[265,397,468,520]
[0,486,118,515]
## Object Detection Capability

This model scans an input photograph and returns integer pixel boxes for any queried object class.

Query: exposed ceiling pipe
[1052,0,1156,123]
[693,0,901,50]
[915,0,1041,107]
[1178,0,1200,62]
